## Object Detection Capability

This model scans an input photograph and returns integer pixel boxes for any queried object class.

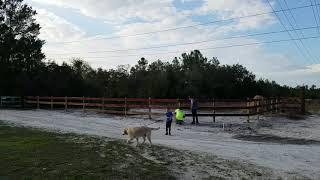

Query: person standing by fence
[189,96,199,124]
[165,108,173,135]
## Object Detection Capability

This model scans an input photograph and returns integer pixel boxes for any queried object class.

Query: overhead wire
[266,0,314,65]
[310,0,320,33]
[279,0,319,64]
[47,3,320,44]
[44,1,320,67]
[314,0,320,33]
[47,26,320,56]
[317,0,320,27]
[51,35,320,60]
[312,0,320,64]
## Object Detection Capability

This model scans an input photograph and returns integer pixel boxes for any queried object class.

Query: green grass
[0,122,175,179]
[0,121,305,179]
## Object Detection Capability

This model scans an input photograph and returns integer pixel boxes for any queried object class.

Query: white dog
[122,126,159,146]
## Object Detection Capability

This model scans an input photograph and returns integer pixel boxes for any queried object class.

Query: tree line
[1,0,319,99]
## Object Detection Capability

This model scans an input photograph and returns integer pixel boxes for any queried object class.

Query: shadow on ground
[233,134,320,145]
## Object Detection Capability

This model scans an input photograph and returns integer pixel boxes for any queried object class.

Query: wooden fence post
[212,98,216,123]
[246,97,250,115]
[0,96,2,108]
[300,86,306,114]
[37,96,40,109]
[265,99,268,113]
[148,97,152,119]
[125,97,127,117]
[275,98,278,113]
[256,98,260,120]
[247,98,250,123]
[273,98,276,113]
[83,96,85,112]
[51,96,53,110]
[21,96,26,109]
[102,97,104,111]
[65,96,68,111]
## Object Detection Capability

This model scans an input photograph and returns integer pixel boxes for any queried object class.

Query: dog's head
[122,128,128,135]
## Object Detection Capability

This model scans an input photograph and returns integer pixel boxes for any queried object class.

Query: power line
[314,0,320,33]
[310,0,320,33]
[50,35,320,60]
[47,3,320,44]
[266,0,314,65]
[314,0,320,64]
[280,0,318,64]
[47,26,320,56]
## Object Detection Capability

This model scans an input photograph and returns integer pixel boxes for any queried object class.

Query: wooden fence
[22,96,305,122]
[306,99,320,113]
[0,96,22,108]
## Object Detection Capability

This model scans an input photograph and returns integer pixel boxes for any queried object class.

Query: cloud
[307,64,320,73]
[196,0,275,30]
[179,0,198,2]
[30,0,178,23]
[35,8,85,42]
[40,13,286,75]
[27,0,317,86]
[288,63,320,75]
[30,0,275,30]
[266,63,320,86]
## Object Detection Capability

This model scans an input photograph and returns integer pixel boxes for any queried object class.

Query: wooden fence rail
[0,96,305,122]
[21,96,306,122]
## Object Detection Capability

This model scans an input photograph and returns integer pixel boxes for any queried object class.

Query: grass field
[0,120,280,179]
[0,122,174,179]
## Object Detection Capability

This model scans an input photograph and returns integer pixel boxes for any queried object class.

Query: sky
[24,0,320,87]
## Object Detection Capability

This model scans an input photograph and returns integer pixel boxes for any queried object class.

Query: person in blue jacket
[165,108,173,135]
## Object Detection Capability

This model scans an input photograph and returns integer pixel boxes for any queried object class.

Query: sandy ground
[1,109,320,179]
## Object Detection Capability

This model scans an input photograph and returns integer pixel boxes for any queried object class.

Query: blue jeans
[192,109,198,123]
[166,121,172,133]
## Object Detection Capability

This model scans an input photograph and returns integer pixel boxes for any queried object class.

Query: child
[165,108,173,135]
[175,108,185,125]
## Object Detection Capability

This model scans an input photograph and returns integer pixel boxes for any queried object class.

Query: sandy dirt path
[1,109,319,179]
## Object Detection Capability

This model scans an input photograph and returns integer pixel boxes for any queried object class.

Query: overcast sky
[25,0,320,87]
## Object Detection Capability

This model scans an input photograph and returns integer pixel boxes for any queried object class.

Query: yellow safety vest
[175,109,184,121]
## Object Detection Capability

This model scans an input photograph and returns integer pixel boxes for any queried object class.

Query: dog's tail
[150,127,160,131]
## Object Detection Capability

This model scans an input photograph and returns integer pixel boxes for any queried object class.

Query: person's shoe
[191,121,195,124]
[165,132,168,135]
[196,121,200,125]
